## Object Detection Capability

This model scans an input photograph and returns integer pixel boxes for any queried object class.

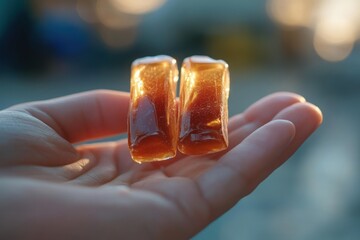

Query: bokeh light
[314,0,360,45]
[315,18,357,45]
[109,0,166,15]
[268,0,360,62]
[95,0,140,30]
[267,0,315,27]
[74,0,168,49]
[314,34,354,62]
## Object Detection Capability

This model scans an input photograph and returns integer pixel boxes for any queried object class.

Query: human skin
[0,90,322,240]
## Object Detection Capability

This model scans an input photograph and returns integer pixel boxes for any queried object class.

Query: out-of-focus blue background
[1,0,359,239]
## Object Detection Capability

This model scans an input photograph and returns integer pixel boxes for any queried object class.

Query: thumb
[0,110,77,167]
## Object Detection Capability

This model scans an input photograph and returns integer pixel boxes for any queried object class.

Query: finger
[235,102,322,195]
[270,102,323,171]
[153,92,306,167]
[0,110,79,167]
[196,120,296,219]
[10,90,129,143]
[207,92,305,159]
[228,92,305,131]
[162,99,315,177]
[224,101,319,155]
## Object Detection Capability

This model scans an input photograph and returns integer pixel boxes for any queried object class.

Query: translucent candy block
[128,56,178,163]
[178,56,230,155]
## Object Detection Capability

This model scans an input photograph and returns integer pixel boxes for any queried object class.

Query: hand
[0,90,322,240]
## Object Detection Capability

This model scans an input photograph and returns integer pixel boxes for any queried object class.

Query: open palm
[0,90,322,239]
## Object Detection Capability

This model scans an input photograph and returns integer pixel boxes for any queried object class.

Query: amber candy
[128,55,178,163]
[178,56,230,155]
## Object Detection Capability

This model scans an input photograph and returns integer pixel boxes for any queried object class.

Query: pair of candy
[128,55,230,163]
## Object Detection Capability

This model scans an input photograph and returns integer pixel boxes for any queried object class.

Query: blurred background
[0,0,359,239]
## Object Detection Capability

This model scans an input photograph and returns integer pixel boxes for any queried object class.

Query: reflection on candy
[128,55,178,163]
[178,56,229,155]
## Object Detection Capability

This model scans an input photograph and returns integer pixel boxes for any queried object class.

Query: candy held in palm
[128,55,178,163]
[178,56,230,155]
[128,55,230,163]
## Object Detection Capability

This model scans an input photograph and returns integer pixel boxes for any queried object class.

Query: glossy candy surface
[178,56,230,155]
[128,55,178,163]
